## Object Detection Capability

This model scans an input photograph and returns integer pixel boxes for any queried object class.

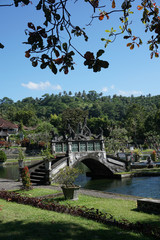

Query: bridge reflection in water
[75,163,160,199]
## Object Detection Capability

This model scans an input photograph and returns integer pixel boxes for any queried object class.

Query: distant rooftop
[0,118,18,129]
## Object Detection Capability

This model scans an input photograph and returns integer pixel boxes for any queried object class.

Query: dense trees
[1,1,160,74]
[1,92,160,148]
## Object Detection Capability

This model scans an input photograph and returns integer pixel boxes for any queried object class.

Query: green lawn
[12,188,59,197]
[5,157,43,163]
[0,197,152,240]
[12,188,160,228]
[45,193,160,228]
[115,167,160,175]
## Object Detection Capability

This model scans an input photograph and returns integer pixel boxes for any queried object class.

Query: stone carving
[51,118,104,141]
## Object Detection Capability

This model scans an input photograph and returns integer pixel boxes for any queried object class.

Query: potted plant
[55,166,81,200]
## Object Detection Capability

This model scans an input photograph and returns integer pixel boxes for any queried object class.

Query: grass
[141,149,154,154]
[115,167,160,175]
[12,188,59,197]
[0,197,153,240]
[12,188,160,228]
[45,193,160,228]
[5,157,43,163]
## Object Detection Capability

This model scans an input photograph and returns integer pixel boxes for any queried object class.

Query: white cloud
[118,90,143,96]
[21,81,62,91]
[102,85,115,93]
[102,87,108,92]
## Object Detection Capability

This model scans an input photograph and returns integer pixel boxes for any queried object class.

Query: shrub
[0,150,7,162]
[38,141,46,149]
[21,166,32,190]
[21,138,30,147]
[18,149,25,160]
[0,140,6,147]
[54,166,81,187]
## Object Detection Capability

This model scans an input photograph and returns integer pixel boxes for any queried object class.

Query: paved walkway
[0,178,139,200]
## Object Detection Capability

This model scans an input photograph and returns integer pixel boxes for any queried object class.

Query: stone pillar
[68,141,72,154]
[44,158,52,185]
[67,141,72,166]
[18,159,24,181]
[101,140,105,151]
[52,142,56,154]
[126,155,131,171]
[86,142,88,152]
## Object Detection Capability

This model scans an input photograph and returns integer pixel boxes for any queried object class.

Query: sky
[0,0,160,102]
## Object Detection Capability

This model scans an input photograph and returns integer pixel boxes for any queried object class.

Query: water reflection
[75,175,160,199]
[75,163,160,199]
[0,165,19,180]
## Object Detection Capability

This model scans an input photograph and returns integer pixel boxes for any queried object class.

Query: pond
[0,164,19,180]
[75,174,160,199]
[0,163,160,199]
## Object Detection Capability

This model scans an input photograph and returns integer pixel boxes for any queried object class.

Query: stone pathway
[0,178,22,190]
[0,178,139,201]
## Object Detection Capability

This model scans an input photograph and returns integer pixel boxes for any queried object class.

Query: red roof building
[0,118,18,140]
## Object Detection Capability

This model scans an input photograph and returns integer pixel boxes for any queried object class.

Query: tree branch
[0,4,13,7]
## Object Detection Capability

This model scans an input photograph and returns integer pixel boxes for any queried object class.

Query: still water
[0,164,160,199]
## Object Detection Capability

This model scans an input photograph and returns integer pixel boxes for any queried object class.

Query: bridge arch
[73,156,114,178]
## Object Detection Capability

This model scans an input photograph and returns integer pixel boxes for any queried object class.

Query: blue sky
[0,0,160,102]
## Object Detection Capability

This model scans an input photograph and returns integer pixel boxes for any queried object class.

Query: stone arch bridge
[28,122,128,185]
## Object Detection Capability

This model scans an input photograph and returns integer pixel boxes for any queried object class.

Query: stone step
[35,168,45,173]
[31,172,45,176]
[30,179,46,184]
[30,175,45,180]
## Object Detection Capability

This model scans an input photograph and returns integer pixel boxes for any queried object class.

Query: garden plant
[0,150,7,162]
[21,166,32,190]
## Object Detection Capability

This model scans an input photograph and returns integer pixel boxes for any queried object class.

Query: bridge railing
[52,139,105,154]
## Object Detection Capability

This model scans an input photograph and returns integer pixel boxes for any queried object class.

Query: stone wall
[137,198,160,214]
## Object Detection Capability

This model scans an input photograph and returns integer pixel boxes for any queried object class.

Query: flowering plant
[21,166,32,190]
[151,150,156,161]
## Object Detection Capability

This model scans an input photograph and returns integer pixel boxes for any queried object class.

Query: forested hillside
[1,91,160,147]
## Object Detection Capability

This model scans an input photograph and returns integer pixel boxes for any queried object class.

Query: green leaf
[0,43,4,49]
[60,25,64,31]
[96,49,105,58]
[42,54,49,60]
[128,28,132,34]
[36,2,42,10]
[40,62,48,69]
[62,43,67,51]
[50,62,57,74]
[98,60,109,69]
[123,36,130,39]
[55,14,60,20]
[68,51,75,56]
[57,45,61,51]
[149,44,153,51]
